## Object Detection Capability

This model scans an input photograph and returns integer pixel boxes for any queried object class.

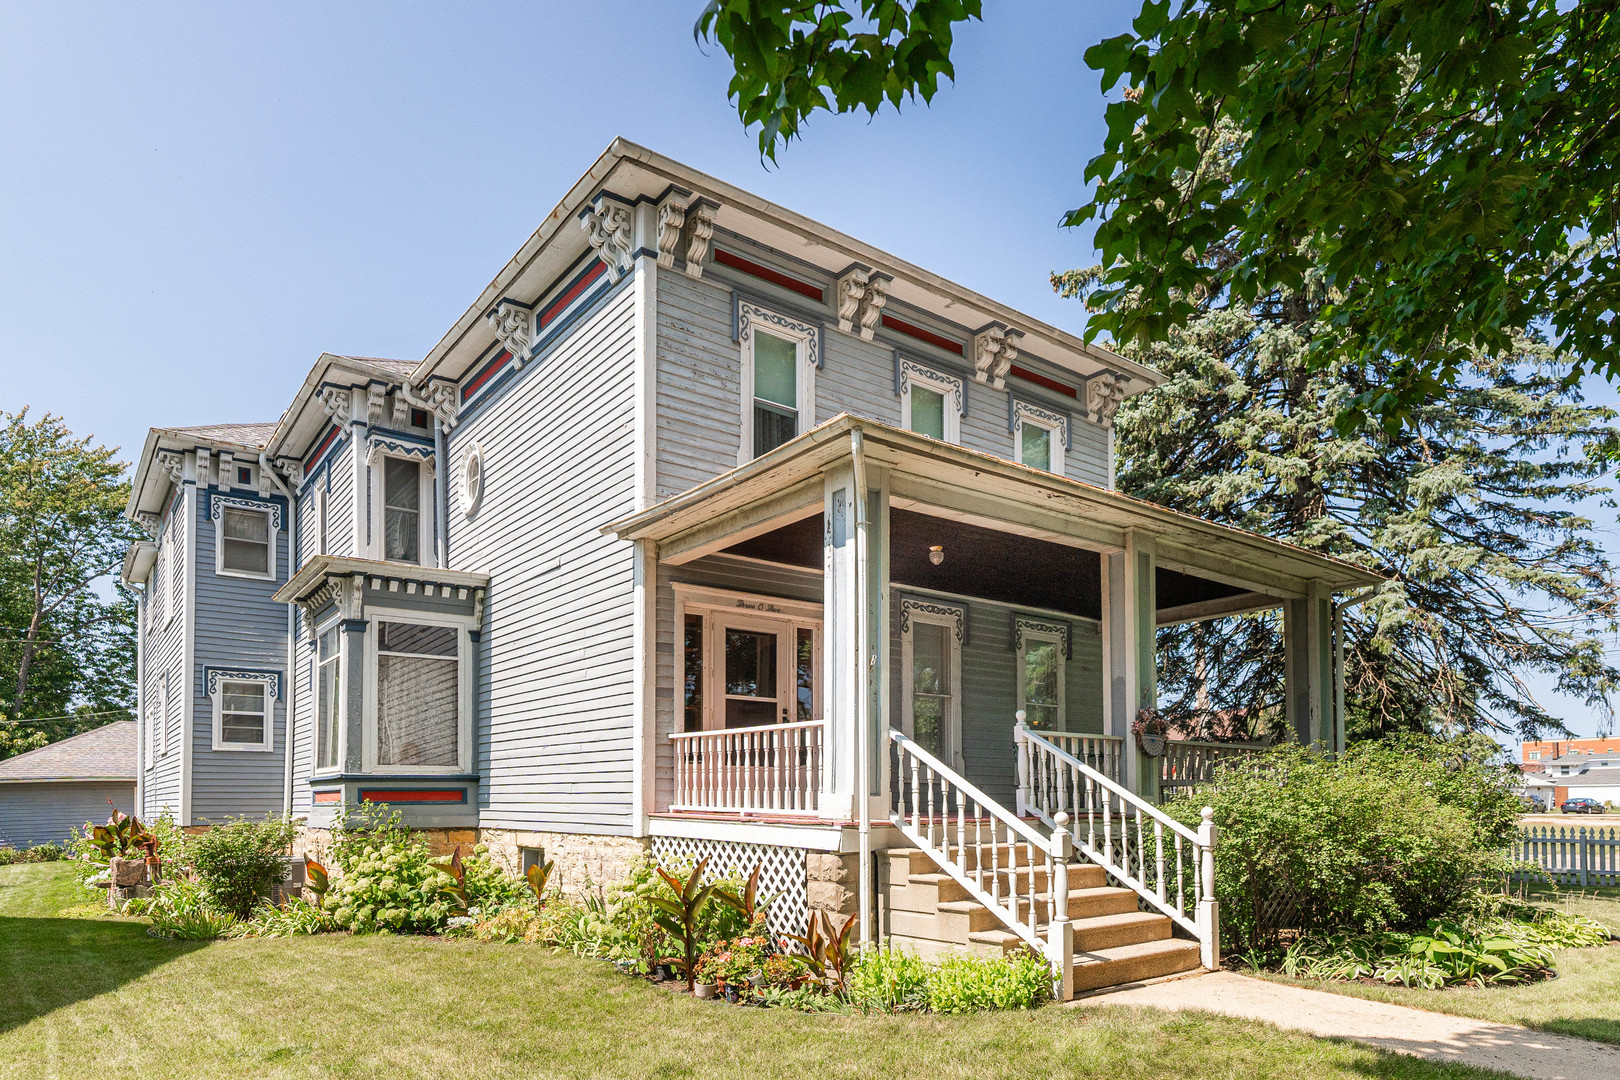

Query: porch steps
[881,846,1203,992]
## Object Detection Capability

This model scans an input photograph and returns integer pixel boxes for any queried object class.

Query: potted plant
[693,954,719,999]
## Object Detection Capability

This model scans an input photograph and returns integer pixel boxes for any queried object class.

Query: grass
[1252,886,1620,1046]
[0,864,1515,1080]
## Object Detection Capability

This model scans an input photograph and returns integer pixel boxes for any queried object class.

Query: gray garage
[0,722,136,849]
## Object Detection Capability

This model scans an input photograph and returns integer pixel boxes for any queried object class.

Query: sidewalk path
[1093,971,1620,1080]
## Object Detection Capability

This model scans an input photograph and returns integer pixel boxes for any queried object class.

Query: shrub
[1166,735,1523,950]
[924,952,1052,1013]
[130,879,239,940]
[0,846,61,864]
[323,805,457,934]
[228,897,333,938]
[459,844,528,910]
[847,947,931,1012]
[187,815,299,918]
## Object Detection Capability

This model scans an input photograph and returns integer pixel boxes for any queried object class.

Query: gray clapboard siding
[0,781,137,848]
[189,491,289,822]
[325,440,357,559]
[447,281,639,835]
[141,491,187,819]
[654,270,1115,497]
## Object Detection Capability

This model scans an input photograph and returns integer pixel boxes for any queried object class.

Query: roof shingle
[0,722,136,782]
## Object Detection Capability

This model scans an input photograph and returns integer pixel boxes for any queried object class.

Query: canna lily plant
[785,909,858,992]
[525,857,557,906]
[647,857,718,992]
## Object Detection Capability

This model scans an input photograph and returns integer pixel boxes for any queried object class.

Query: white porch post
[822,464,859,821]
[1284,579,1333,747]
[1103,530,1157,799]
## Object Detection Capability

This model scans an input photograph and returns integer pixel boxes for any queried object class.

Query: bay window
[374,621,459,768]
[382,457,422,563]
[316,624,340,772]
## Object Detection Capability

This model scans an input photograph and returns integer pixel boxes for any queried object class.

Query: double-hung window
[1011,400,1068,477]
[1016,620,1067,731]
[219,506,273,577]
[900,600,964,765]
[899,360,962,444]
[739,303,818,463]
[315,624,341,771]
[382,457,422,563]
[374,620,462,769]
[213,676,273,750]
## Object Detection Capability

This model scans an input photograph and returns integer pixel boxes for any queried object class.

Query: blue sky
[1,3,1612,739]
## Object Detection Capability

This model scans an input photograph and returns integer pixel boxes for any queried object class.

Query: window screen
[376,621,458,767]
[221,507,271,575]
[219,679,268,745]
[383,458,421,563]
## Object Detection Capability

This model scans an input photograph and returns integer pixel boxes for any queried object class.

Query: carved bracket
[656,190,690,270]
[837,266,891,340]
[973,324,1024,389]
[318,387,354,422]
[366,385,387,427]
[486,298,536,369]
[1085,371,1128,429]
[580,195,635,283]
[156,450,185,485]
[900,596,968,645]
[683,200,718,278]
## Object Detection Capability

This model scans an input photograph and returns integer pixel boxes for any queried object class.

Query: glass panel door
[701,612,818,729]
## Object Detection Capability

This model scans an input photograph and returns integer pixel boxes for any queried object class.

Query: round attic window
[460,443,484,518]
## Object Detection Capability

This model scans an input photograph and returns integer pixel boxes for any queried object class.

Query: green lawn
[1254,886,1620,1046]
[0,863,1512,1080]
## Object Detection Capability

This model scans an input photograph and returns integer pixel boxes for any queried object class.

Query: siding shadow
[0,916,205,1035]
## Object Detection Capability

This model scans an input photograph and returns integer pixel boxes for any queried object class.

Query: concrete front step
[900,842,1054,873]
[1071,937,1202,993]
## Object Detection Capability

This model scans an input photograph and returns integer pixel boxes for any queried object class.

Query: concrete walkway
[1093,971,1620,1080]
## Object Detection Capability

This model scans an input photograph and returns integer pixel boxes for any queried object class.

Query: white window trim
[673,583,823,732]
[213,501,279,581]
[899,359,963,443]
[366,447,436,566]
[1011,399,1069,477]
[1015,618,1068,731]
[315,487,329,558]
[208,671,277,752]
[312,615,345,779]
[737,301,819,465]
[899,598,965,769]
[361,605,475,775]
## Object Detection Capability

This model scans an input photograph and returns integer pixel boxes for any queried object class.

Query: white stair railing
[1016,718,1220,970]
[888,728,1076,1000]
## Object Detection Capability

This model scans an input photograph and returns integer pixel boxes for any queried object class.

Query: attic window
[237,466,253,486]
[411,408,429,429]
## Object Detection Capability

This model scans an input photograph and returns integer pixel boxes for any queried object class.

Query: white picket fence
[1511,824,1620,887]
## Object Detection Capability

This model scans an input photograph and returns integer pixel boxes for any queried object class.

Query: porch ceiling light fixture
[928,545,945,566]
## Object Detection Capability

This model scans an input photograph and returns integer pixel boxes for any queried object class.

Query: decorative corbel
[366,385,387,427]
[156,450,184,485]
[391,391,410,429]
[683,201,718,279]
[486,299,535,369]
[837,266,891,340]
[218,451,235,490]
[1085,371,1129,429]
[318,387,353,422]
[656,190,689,270]
[276,458,304,488]
[135,510,162,535]
[580,196,635,284]
[195,448,212,488]
[972,325,1021,389]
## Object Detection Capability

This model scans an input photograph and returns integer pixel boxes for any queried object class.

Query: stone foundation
[806,852,859,929]
[479,829,650,896]
[289,825,649,896]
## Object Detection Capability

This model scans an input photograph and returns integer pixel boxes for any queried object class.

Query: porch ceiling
[605,414,1385,599]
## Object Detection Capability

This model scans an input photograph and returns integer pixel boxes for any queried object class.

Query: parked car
[1560,797,1607,814]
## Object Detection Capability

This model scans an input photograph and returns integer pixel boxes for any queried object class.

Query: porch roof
[607,414,1384,600]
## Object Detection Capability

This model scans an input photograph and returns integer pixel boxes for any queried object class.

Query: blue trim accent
[340,618,368,633]
[204,488,289,530]
[203,666,284,701]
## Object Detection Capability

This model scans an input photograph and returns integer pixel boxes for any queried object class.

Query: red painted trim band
[360,789,467,804]
[1008,364,1078,399]
[304,424,341,471]
[881,315,964,355]
[311,791,342,804]
[540,260,607,329]
[713,248,826,302]
[460,351,511,403]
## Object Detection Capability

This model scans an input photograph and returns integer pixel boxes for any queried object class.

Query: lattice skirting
[649,836,808,939]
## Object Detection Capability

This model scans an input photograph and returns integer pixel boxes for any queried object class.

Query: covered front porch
[612,414,1380,833]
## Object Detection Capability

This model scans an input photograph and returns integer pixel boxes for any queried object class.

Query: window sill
[210,741,275,753]
[214,568,278,582]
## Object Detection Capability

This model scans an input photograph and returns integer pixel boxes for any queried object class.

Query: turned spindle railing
[888,728,1076,999]
[1016,718,1220,970]
[668,720,823,816]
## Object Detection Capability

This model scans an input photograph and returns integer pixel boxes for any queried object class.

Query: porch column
[1103,530,1158,799]
[1283,579,1334,747]
[819,459,890,822]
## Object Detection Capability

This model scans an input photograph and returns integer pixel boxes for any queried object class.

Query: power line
[2,708,132,726]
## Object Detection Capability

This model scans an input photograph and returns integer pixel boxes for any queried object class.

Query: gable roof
[0,722,136,783]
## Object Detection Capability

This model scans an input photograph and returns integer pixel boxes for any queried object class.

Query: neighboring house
[1538,751,1620,808]
[0,722,136,848]
[1521,736,1620,767]
[120,140,1380,995]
